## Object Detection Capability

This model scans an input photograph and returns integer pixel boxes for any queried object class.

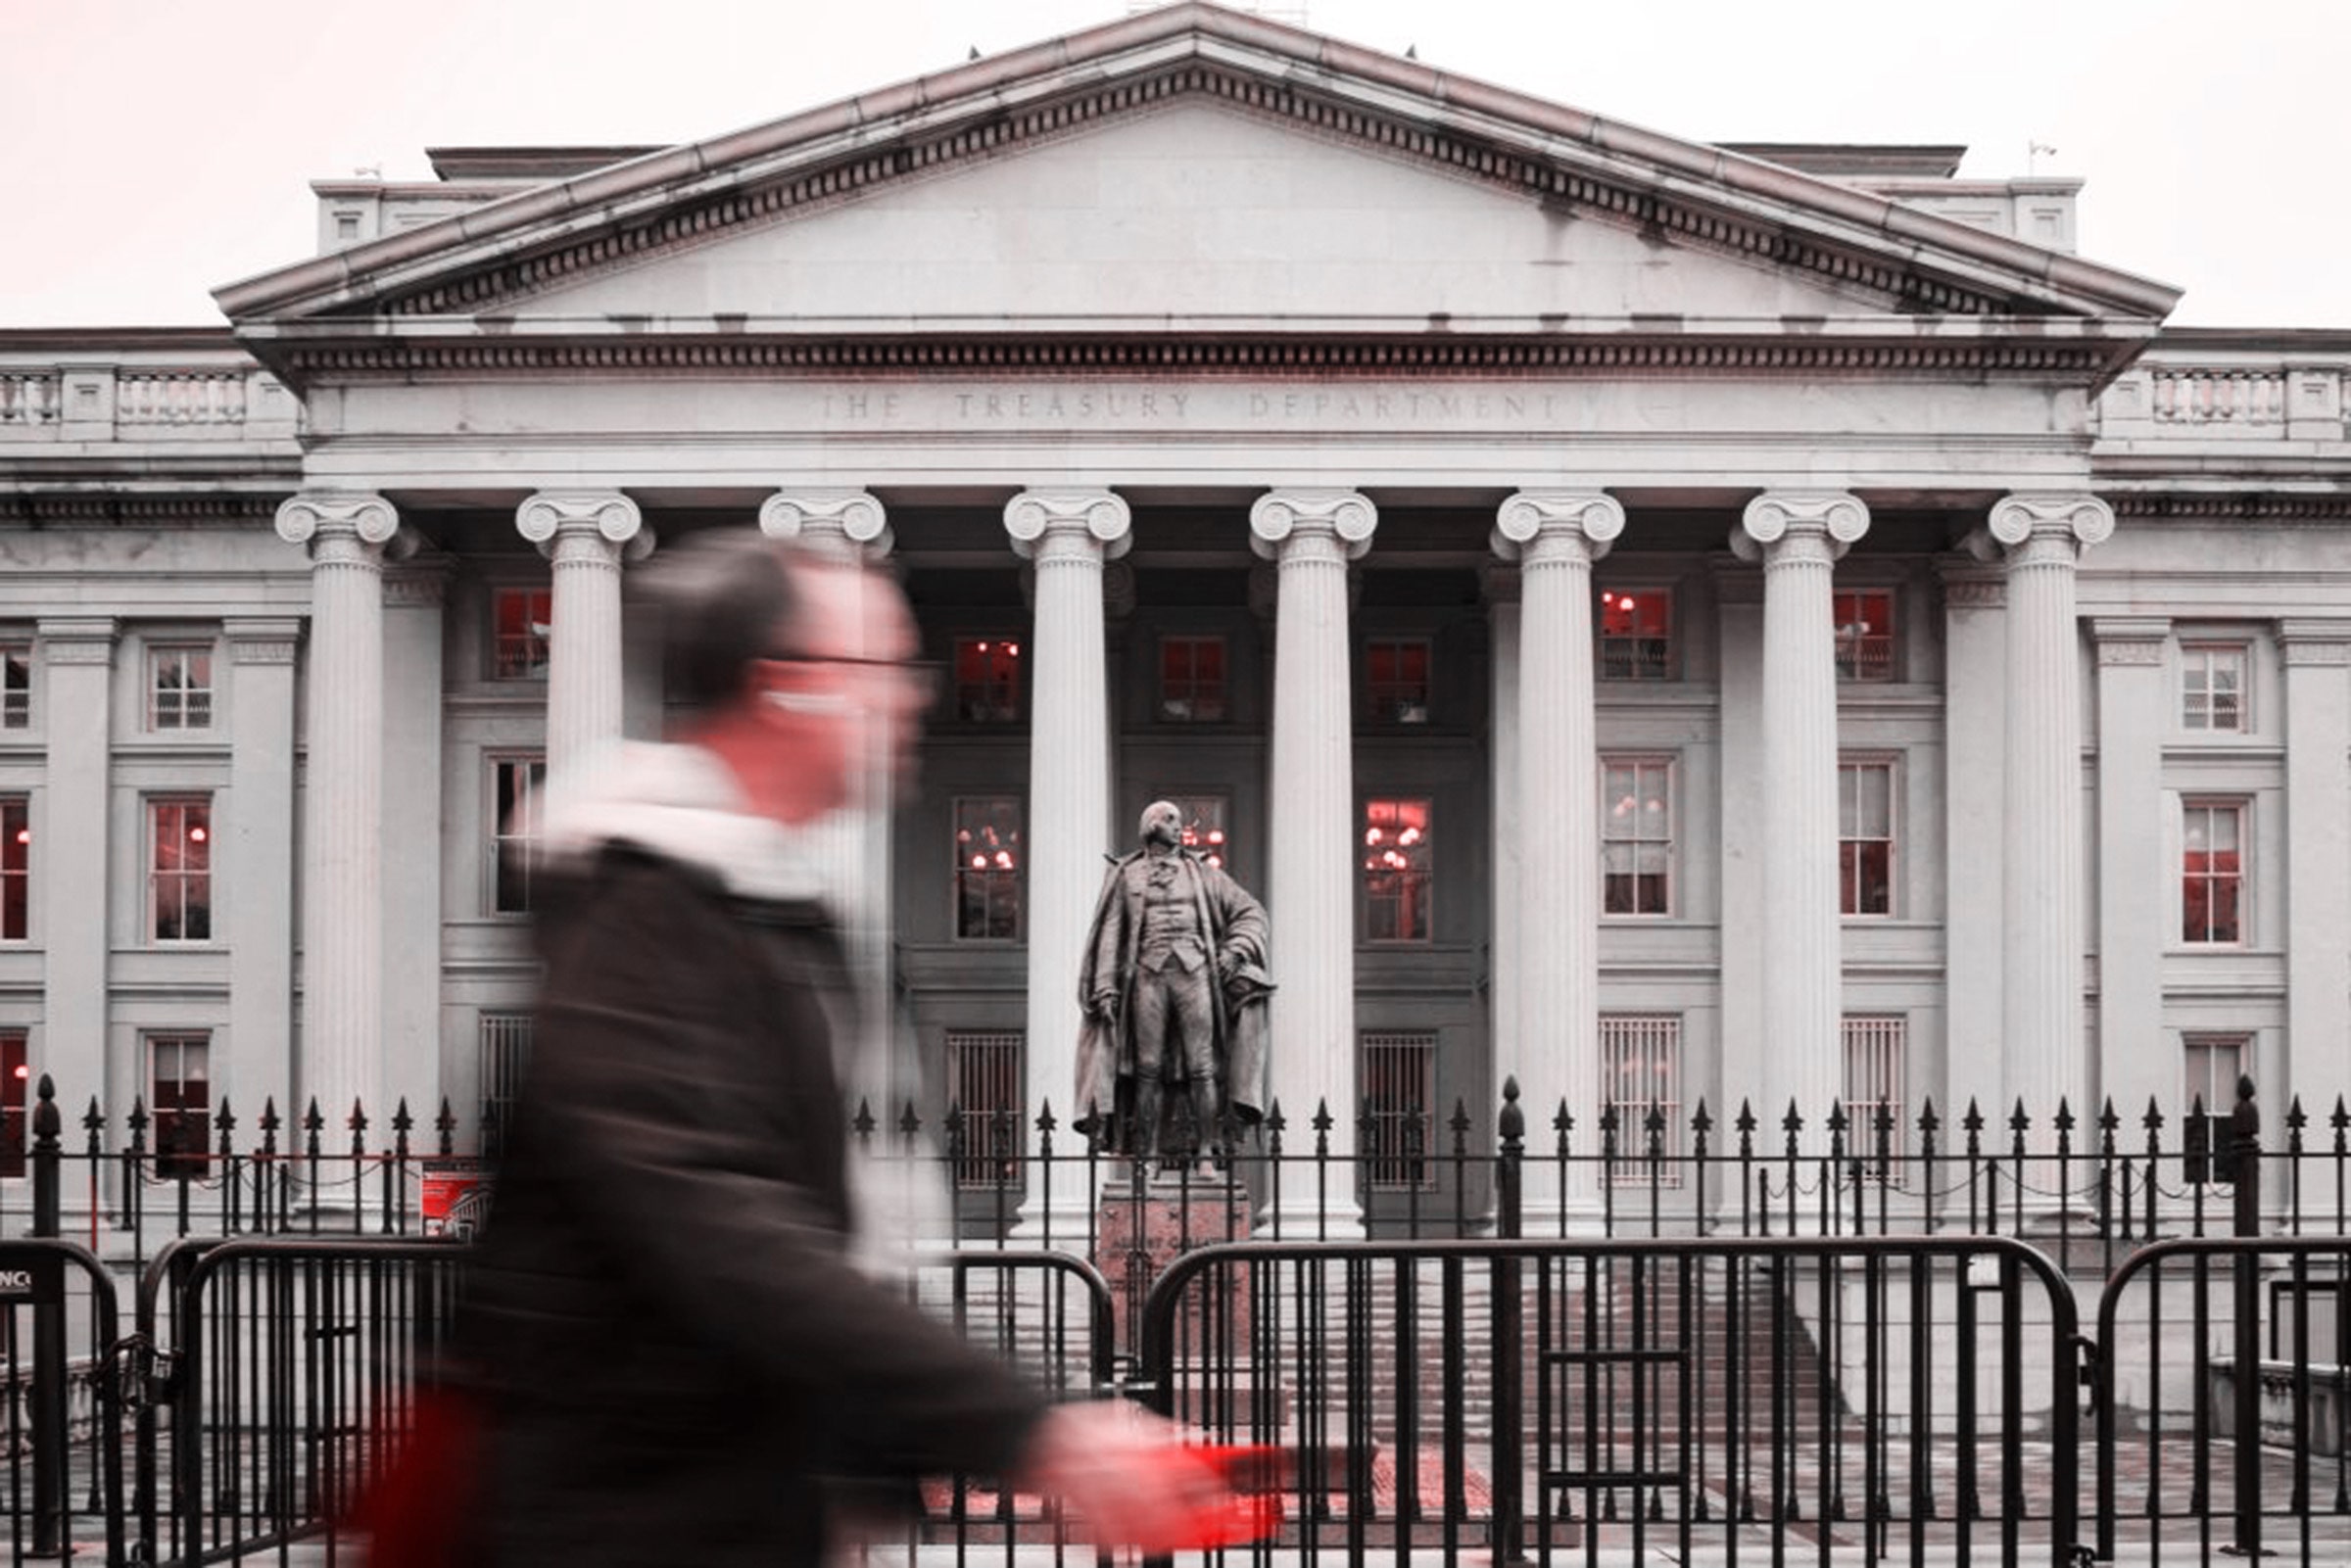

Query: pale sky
[2,0,2342,330]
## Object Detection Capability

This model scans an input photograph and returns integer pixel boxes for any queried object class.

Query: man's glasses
[764,654,942,701]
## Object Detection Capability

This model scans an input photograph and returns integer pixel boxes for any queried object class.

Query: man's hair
[634,529,806,712]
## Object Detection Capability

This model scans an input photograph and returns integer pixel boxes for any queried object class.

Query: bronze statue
[1075,801,1272,1168]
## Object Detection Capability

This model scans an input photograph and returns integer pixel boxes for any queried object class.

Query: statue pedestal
[1094,1172,1254,1361]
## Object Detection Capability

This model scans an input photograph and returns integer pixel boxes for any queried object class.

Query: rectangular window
[952,637,1023,723]
[1160,794,1231,869]
[149,1032,211,1179]
[2182,643,2248,733]
[150,797,212,942]
[2182,801,2244,944]
[1366,638,1432,724]
[0,643,28,729]
[1158,635,1227,723]
[2183,1032,2248,1184]
[1601,759,1673,916]
[491,758,546,916]
[1839,760,1895,917]
[0,1031,24,1179]
[953,798,1024,940]
[479,1012,534,1155]
[0,797,24,940]
[1600,1015,1682,1183]
[1362,797,1432,942]
[1843,1016,1907,1176]
[148,644,214,731]
[1598,589,1672,681]
[491,588,552,680]
[946,1030,1025,1190]
[1833,590,1896,683]
[1361,1031,1436,1191]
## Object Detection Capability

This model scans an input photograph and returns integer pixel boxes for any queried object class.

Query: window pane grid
[150,798,212,942]
[1839,761,1895,916]
[1602,760,1672,916]
[0,644,28,729]
[1600,1015,1682,1185]
[1598,590,1672,680]
[1159,636,1228,722]
[480,1013,534,1154]
[953,798,1024,940]
[952,637,1022,723]
[148,645,213,731]
[148,1032,211,1179]
[492,589,552,680]
[491,759,546,915]
[1,798,24,941]
[1367,638,1432,724]
[2182,801,2244,943]
[1833,590,1896,682]
[1842,1016,1908,1177]
[1362,1031,1436,1191]
[947,1031,1025,1189]
[2182,644,2247,733]
[1362,798,1432,942]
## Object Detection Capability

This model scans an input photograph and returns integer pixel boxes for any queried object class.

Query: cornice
[1,494,288,527]
[2110,494,2351,522]
[255,332,2119,385]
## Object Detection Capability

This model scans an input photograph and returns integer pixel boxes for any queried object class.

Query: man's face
[1141,802,1182,849]
[774,560,930,809]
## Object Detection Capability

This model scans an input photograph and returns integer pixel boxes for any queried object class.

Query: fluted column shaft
[1497,493,1622,1220]
[1991,495,2112,1131]
[1740,494,1869,1139]
[276,495,399,1128]
[761,492,901,1112]
[2281,622,2351,1113]
[1007,491,1130,1239]
[36,619,115,1113]
[1253,490,1374,1229]
[518,493,645,786]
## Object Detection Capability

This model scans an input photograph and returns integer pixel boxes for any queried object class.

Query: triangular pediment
[218,1,2176,379]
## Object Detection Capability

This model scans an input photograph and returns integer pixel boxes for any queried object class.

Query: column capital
[516,491,648,560]
[2279,619,2351,666]
[1493,491,1624,564]
[35,617,118,664]
[760,489,891,559]
[1004,490,1132,560]
[1736,492,1869,563]
[1989,493,2114,550]
[1250,489,1376,561]
[2090,617,2170,667]
[276,493,398,549]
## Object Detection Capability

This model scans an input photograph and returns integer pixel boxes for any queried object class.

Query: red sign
[421,1159,492,1240]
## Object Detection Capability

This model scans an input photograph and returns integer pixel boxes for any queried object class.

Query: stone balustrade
[2098,343,2351,447]
[0,351,299,442]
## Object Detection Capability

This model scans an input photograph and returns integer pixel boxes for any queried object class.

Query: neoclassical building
[2,3,2346,1227]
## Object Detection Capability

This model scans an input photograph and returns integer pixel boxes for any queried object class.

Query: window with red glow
[2182,643,2248,733]
[491,588,552,680]
[0,1032,24,1179]
[1158,636,1227,723]
[148,644,213,730]
[1362,798,1432,942]
[0,797,24,940]
[1366,638,1432,724]
[2182,801,2243,944]
[1601,759,1672,915]
[953,798,1023,940]
[1598,589,1672,680]
[491,758,546,915]
[150,798,212,942]
[0,642,28,730]
[148,1032,210,1180]
[952,637,1023,723]
[1833,590,1896,683]
[1839,761,1895,916]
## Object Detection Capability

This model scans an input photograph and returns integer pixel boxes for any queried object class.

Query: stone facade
[0,4,2345,1229]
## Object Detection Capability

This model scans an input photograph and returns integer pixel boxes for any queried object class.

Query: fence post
[2229,1075,2263,1559]
[30,1072,68,1557]
[1491,1078,1524,1564]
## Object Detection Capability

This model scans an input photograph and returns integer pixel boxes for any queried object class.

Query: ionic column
[35,618,115,1114]
[1005,491,1131,1240]
[2279,621,2351,1113]
[1252,490,1376,1235]
[2090,618,2169,1123]
[516,492,648,787]
[275,494,400,1129]
[223,618,301,1117]
[1735,493,1869,1141]
[1483,570,1523,1167]
[761,492,901,1114]
[1937,564,2005,1120]
[1496,492,1624,1223]
[1989,494,2112,1132]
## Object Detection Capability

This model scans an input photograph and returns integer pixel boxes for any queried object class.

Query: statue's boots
[1190,1078,1224,1174]
[1133,1078,1165,1166]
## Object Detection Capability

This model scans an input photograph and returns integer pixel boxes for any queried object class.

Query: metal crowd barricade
[1139,1234,2087,1568]
[0,1238,125,1568]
